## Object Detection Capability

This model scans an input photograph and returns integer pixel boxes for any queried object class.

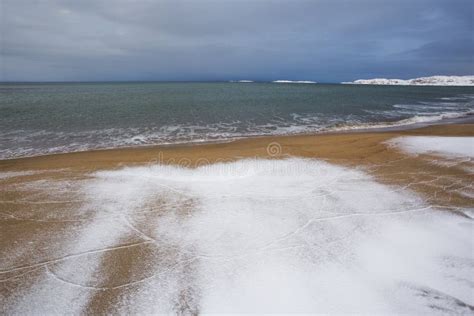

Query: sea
[1,82,473,159]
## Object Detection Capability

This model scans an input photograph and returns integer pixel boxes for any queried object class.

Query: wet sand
[1,123,473,314]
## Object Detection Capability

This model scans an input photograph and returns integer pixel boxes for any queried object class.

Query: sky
[1,0,473,82]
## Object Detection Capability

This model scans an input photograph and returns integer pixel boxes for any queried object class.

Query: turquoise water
[0,82,473,159]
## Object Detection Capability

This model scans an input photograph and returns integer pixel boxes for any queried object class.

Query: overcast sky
[1,0,473,82]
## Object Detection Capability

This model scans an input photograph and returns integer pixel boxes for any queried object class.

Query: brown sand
[0,123,472,169]
[1,123,473,313]
[1,123,473,207]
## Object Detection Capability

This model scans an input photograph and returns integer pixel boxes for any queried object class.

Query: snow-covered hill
[342,75,474,86]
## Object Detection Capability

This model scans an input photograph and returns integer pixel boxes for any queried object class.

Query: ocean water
[0,82,473,159]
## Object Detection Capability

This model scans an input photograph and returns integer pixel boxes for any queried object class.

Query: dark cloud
[1,0,473,82]
[403,38,474,62]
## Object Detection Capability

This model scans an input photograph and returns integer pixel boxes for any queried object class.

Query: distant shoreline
[2,75,473,85]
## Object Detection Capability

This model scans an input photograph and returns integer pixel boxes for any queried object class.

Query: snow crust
[4,158,473,314]
[388,136,474,159]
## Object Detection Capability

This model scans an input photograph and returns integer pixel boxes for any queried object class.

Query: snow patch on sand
[4,158,473,314]
[388,136,474,160]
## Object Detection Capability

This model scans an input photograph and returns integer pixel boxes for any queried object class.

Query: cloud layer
[1,0,473,82]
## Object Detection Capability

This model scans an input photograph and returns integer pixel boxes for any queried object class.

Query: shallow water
[1,82,473,159]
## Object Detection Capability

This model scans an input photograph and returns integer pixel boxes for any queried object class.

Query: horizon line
[0,80,340,84]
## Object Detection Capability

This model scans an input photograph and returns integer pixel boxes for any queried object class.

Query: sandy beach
[1,122,473,205]
[1,123,473,314]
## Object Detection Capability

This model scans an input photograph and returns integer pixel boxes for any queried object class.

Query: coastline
[1,121,472,208]
[0,115,474,171]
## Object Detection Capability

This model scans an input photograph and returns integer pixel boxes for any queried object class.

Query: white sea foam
[5,158,473,314]
[1,108,472,160]
[323,110,474,133]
